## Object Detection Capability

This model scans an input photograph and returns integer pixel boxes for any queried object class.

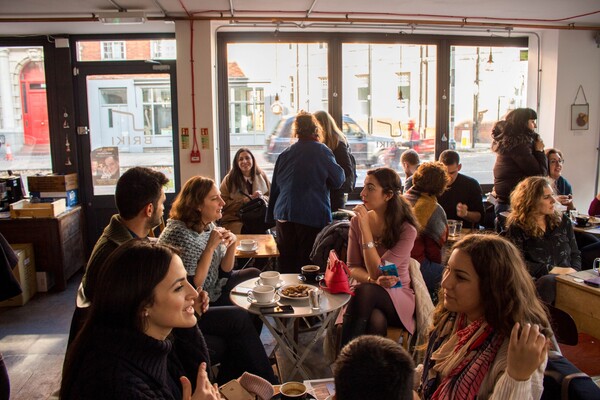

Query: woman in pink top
[341,167,420,347]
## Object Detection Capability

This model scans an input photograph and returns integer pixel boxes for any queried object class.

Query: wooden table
[230,273,350,381]
[0,205,85,291]
[556,270,600,338]
[446,228,473,244]
[234,234,279,258]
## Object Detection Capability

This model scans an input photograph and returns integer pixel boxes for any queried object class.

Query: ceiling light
[98,11,146,25]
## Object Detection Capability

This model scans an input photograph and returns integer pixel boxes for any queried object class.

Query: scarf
[420,313,504,400]
[405,189,447,246]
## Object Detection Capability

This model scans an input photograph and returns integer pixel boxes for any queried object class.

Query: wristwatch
[362,241,375,249]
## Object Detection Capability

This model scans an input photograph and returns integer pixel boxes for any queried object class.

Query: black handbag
[237,192,274,234]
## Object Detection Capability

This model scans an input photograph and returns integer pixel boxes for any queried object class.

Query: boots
[340,314,368,348]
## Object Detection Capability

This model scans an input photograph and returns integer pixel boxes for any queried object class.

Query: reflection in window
[151,40,176,59]
[142,87,172,136]
[449,45,528,185]
[101,42,126,60]
[0,46,52,191]
[100,88,127,105]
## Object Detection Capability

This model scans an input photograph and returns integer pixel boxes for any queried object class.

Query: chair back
[546,304,578,346]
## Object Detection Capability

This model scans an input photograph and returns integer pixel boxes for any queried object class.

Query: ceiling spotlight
[98,11,146,25]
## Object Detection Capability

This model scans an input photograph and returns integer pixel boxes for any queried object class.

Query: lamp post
[472,47,481,149]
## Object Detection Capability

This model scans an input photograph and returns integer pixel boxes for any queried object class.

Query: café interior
[1,0,600,399]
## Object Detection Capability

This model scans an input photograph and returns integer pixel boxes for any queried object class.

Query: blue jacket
[267,138,344,229]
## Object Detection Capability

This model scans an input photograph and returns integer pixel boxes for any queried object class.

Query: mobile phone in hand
[259,305,293,314]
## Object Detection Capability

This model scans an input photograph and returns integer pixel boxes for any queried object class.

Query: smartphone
[259,305,294,314]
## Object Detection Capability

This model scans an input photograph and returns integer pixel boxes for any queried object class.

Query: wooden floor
[0,271,79,399]
[0,270,334,399]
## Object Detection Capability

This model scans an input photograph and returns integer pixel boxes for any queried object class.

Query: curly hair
[293,111,322,141]
[507,176,561,237]
[367,168,420,248]
[226,147,263,195]
[169,176,216,232]
[411,161,450,197]
[431,234,551,338]
[314,110,347,151]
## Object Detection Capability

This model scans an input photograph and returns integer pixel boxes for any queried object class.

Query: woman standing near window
[315,110,355,211]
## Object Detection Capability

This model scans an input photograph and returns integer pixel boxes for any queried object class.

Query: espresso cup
[301,265,321,282]
[252,285,275,303]
[259,271,280,286]
[280,381,307,399]
[240,239,257,251]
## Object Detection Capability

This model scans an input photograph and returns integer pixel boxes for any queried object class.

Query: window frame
[216,32,528,196]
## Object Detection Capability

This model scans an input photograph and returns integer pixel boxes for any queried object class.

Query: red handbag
[322,250,354,295]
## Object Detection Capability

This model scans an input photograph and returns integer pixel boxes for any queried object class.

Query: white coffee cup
[240,239,257,251]
[252,285,275,303]
[260,271,280,286]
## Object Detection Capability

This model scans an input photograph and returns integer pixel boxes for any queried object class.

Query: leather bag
[237,192,274,234]
[322,249,354,295]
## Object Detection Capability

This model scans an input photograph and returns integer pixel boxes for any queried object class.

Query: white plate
[278,284,316,300]
[255,279,284,289]
[236,244,258,253]
[247,293,280,306]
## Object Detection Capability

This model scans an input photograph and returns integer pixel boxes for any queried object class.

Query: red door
[20,62,49,145]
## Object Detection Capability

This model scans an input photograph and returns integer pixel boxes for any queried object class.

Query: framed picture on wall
[571,104,589,130]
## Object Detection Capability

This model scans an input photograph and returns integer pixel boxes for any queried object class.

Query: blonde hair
[314,110,347,151]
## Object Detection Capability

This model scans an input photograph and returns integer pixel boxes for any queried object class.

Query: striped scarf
[420,313,504,400]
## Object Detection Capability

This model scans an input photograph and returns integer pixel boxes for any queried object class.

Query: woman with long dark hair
[340,167,420,346]
[220,147,271,234]
[60,240,220,400]
[417,235,550,399]
[491,108,547,218]
[314,110,355,211]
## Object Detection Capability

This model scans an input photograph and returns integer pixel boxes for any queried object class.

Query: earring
[144,311,149,317]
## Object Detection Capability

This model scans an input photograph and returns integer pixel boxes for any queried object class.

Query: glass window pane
[343,43,437,185]
[87,74,175,195]
[77,39,176,62]
[0,46,52,194]
[449,45,528,186]
[226,43,328,180]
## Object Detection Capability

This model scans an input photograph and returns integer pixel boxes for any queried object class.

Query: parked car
[265,115,400,166]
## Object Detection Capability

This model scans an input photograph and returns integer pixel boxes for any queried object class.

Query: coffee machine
[0,173,24,204]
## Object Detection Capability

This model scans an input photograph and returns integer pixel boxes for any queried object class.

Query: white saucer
[255,279,284,289]
[247,293,281,306]
[236,244,258,253]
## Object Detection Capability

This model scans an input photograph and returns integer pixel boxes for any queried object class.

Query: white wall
[540,30,600,212]
[175,21,220,184]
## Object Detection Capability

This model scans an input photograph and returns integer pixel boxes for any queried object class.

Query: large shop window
[0,46,52,193]
[218,34,529,190]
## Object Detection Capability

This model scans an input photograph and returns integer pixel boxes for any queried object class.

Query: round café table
[229,273,351,381]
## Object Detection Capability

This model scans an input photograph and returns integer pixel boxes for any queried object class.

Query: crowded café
[1,0,600,399]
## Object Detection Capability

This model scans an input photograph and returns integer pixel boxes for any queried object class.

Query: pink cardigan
[346,218,417,334]
[589,197,600,217]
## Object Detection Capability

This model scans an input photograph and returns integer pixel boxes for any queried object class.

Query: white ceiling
[0,0,599,35]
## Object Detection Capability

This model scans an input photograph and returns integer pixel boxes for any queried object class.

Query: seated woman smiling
[417,235,550,400]
[60,240,220,400]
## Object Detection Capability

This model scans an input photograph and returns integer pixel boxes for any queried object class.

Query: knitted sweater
[158,219,228,301]
[65,326,209,400]
[404,189,448,263]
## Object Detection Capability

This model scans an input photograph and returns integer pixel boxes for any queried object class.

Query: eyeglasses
[550,160,564,165]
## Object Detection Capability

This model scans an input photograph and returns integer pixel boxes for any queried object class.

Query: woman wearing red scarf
[417,235,550,399]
